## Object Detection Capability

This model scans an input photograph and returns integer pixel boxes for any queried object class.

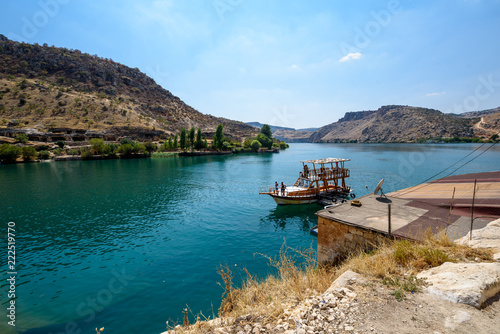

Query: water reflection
[261,204,319,231]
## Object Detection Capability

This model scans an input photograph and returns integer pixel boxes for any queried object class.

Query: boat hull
[269,194,318,205]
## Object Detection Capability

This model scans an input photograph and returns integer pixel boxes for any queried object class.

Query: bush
[22,146,38,161]
[55,140,65,148]
[251,140,262,152]
[53,148,64,156]
[121,138,133,145]
[144,141,157,153]
[15,134,29,144]
[256,133,273,149]
[0,144,21,163]
[279,142,289,149]
[89,138,105,155]
[38,150,51,160]
[67,149,79,156]
[81,149,93,160]
[36,145,50,151]
[117,143,133,156]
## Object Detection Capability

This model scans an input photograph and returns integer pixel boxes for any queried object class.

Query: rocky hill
[309,105,500,143]
[0,35,257,142]
[247,122,317,143]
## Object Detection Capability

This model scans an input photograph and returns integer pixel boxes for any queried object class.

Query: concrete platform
[318,171,500,242]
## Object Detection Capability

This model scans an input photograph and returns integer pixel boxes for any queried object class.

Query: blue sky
[2,0,500,128]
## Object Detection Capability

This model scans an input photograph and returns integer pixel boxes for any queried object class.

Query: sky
[1,0,500,129]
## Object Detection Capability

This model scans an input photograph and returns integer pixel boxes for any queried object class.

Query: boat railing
[305,168,350,181]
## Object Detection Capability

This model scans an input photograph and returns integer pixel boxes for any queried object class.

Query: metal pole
[388,204,392,236]
[469,179,477,241]
[447,187,456,227]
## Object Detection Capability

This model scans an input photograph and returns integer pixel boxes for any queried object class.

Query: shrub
[21,146,37,161]
[36,145,49,151]
[89,138,105,155]
[81,150,93,159]
[0,144,21,163]
[55,140,65,148]
[144,141,157,153]
[38,150,51,160]
[256,133,273,149]
[67,149,79,156]
[132,142,146,154]
[117,143,133,156]
[251,140,262,152]
[121,138,133,145]
[279,142,289,149]
[15,134,29,144]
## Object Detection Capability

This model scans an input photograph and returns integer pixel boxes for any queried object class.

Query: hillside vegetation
[0,35,257,142]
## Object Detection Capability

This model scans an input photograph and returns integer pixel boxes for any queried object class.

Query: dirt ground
[345,280,500,334]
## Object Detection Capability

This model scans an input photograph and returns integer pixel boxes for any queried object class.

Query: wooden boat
[260,158,354,205]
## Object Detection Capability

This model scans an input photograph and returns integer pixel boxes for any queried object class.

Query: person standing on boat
[275,181,279,194]
[281,182,286,195]
[304,165,309,178]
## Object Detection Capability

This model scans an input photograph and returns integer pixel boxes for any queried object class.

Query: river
[1,143,499,333]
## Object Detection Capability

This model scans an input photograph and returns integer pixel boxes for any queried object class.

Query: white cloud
[291,64,299,70]
[339,52,362,63]
[426,91,446,97]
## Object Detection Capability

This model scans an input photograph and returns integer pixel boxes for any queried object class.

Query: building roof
[316,171,500,241]
[301,158,350,164]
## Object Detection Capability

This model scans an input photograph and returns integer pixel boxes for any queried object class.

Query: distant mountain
[0,35,257,142]
[309,105,500,143]
[246,122,294,132]
[246,122,317,142]
[455,107,500,118]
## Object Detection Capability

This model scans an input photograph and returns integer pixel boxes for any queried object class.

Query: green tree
[179,128,187,150]
[22,146,37,161]
[55,140,65,149]
[173,134,178,149]
[89,138,105,155]
[243,138,252,149]
[0,144,21,163]
[213,124,224,150]
[251,140,262,152]
[144,141,157,153]
[256,133,273,149]
[189,127,196,149]
[15,134,29,144]
[195,128,203,150]
[167,136,173,150]
[261,124,272,138]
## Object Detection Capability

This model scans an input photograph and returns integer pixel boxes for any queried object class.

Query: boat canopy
[301,158,351,164]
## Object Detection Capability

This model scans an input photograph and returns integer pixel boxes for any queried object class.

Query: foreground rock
[456,219,500,260]
[417,262,500,308]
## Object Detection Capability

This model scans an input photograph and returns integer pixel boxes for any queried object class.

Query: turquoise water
[1,143,499,334]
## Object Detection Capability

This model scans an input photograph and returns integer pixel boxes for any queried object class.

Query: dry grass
[174,231,493,333]
[218,242,334,321]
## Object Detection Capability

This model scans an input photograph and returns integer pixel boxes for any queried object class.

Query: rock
[327,271,366,293]
[444,310,471,330]
[456,218,500,260]
[417,262,500,308]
